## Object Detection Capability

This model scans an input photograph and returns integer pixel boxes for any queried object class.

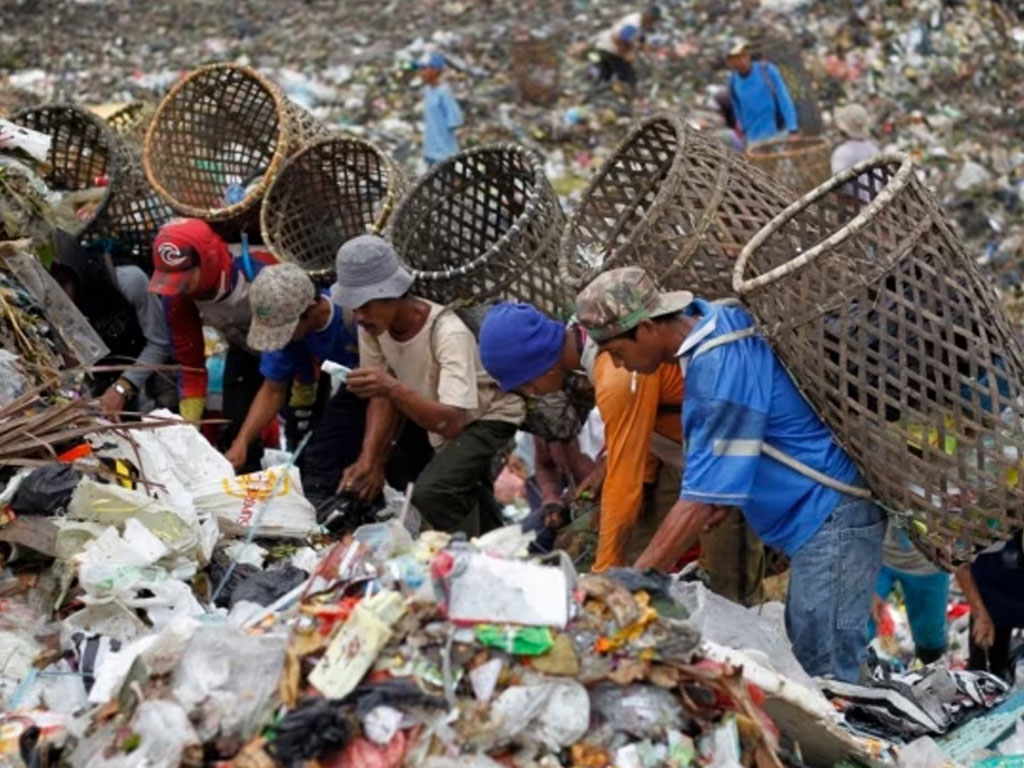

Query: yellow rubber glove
[179,396,206,423]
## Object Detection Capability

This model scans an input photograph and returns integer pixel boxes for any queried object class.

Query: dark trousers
[968,619,1015,681]
[412,420,517,537]
[219,346,264,474]
[300,385,433,507]
[597,50,637,86]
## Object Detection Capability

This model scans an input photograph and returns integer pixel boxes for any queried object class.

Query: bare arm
[388,381,468,442]
[633,498,717,571]
[956,564,996,649]
[225,379,287,469]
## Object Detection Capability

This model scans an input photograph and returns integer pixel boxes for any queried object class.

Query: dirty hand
[575,458,607,501]
[972,606,996,649]
[339,457,386,503]
[97,386,126,418]
[224,441,249,472]
[345,368,398,399]
[541,502,568,530]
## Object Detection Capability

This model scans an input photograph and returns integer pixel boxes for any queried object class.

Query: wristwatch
[112,380,132,397]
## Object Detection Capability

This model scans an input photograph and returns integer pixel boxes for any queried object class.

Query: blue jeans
[786,495,885,682]
[870,566,950,656]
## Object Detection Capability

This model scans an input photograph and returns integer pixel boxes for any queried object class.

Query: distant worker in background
[724,37,798,145]
[592,5,661,88]
[831,103,881,174]
[418,52,464,167]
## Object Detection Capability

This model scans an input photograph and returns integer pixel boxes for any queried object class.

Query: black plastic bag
[11,464,81,516]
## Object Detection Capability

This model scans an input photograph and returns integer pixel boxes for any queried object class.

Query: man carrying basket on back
[574,266,884,683]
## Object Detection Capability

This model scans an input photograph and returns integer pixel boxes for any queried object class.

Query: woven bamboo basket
[92,101,154,142]
[12,105,174,260]
[260,136,405,275]
[746,135,831,195]
[734,152,1024,568]
[388,144,568,317]
[509,36,561,105]
[144,63,326,238]
[559,112,792,300]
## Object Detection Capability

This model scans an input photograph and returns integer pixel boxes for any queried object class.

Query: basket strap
[689,325,873,500]
[760,444,872,499]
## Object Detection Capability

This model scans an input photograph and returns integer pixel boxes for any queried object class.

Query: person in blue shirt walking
[418,52,464,166]
[725,37,799,146]
[575,267,885,682]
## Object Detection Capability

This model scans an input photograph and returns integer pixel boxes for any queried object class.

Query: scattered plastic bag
[272,698,352,768]
[590,684,684,740]
[229,563,308,608]
[11,463,81,517]
[171,623,288,741]
[490,678,590,750]
[670,581,815,689]
[192,465,317,540]
[68,477,203,561]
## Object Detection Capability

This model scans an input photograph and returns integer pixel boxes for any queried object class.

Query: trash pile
[0,412,889,767]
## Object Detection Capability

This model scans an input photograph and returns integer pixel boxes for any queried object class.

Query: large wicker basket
[143,63,326,239]
[509,35,561,105]
[260,136,405,275]
[734,153,1024,567]
[388,144,568,317]
[12,105,173,261]
[559,112,792,300]
[746,135,831,195]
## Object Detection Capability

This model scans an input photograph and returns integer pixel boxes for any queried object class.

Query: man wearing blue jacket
[725,37,799,145]
[575,266,884,682]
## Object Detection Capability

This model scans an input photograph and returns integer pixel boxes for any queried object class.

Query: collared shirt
[676,298,859,555]
[259,295,358,384]
[422,83,463,163]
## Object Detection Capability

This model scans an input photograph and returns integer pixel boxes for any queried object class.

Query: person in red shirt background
[148,218,279,473]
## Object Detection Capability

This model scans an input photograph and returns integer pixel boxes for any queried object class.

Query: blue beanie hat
[479,302,565,392]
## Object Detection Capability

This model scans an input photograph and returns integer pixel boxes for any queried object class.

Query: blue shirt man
[419,53,464,165]
[575,266,884,683]
[725,38,798,144]
[677,299,857,556]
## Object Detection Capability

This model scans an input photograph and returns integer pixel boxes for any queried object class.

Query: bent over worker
[148,219,279,472]
[575,266,884,682]
[478,301,765,605]
[331,235,524,535]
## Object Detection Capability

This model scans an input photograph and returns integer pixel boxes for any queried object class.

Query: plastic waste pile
[0,412,891,768]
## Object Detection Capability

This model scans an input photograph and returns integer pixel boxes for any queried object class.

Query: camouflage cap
[247,263,316,352]
[575,266,693,342]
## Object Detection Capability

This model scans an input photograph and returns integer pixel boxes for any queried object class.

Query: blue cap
[618,24,639,43]
[479,303,565,392]
[417,52,446,70]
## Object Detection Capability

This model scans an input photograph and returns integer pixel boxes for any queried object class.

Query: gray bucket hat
[331,234,414,308]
